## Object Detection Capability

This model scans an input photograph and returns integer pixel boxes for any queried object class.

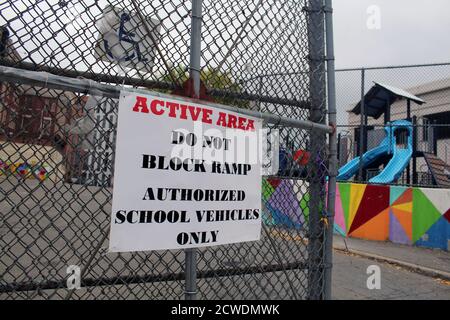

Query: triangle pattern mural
[299,193,310,224]
[334,223,346,237]
[391,187,413,242]
[262,178,276,202]
[267,177,282,190]
[391,208,412,241]
[334,184,346,234]
[262,201,276,226]
[412,188,443,243]
[389,209,411,245]
[338,183,350,230]
[419,187,450,215]
[263,180,449,251]
[415,215,450,250]
[390,186,409,206]
[391,188,412,206]
[293,181,309,223]
[347,184,366,232]
[444,209,450,223]
[267,180,302,229]
[392,202,412,213]
[350,208,390,241]
[348,184,390,234]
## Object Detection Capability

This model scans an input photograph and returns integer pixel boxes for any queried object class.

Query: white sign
[94,6,160,72]
[109,91,263,252]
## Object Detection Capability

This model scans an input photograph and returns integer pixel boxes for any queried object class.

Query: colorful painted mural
[262,178,314,230]
[0,160,49,181]
[0,142,65,182]
[262,178,450,251]
[334,183,450,251]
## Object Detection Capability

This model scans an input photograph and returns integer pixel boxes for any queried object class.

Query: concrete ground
[332,236,450,300]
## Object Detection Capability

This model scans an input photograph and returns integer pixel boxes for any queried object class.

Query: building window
[14,95,56,144]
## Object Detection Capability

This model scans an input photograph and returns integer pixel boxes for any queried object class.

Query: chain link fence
[335,63,450,188]
[0,0,333,299]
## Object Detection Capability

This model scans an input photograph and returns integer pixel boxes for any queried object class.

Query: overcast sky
[333,0,450,69]
[332,0,450,125]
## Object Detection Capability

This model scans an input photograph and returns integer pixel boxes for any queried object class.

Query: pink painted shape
[334,184,346,234]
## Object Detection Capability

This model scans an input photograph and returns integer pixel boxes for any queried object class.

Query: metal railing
[0,0,336,300]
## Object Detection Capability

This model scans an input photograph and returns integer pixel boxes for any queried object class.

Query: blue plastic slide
[369,121,412,183]
[337,120,413,184]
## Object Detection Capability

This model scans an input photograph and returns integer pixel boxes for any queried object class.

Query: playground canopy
[351,82,425,119]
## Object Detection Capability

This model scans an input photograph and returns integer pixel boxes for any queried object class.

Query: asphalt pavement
[332,236,450,300]
[2,179,449,300]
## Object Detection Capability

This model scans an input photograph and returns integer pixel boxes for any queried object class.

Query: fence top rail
[335,61,450,72]
[0,65,332,133]
[0,60,312,110]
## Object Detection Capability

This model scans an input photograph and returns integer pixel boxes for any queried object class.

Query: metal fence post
[257,75,263,112]
[412,115,418,184]
[433,120,438,155]
[358,68,365,181]
[185,0,202,300]
[324,0,337,301]
[307,0,326,300]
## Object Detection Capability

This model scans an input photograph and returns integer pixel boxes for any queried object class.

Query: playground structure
[337,82,450,188]
[259,81,450,253]
[326,82,450,251]
[338,120,413,184]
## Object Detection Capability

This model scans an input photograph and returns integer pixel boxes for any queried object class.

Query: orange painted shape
[391,208,413,240]
[349,208,390,241]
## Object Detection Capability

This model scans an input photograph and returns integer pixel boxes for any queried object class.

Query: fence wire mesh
[336,63,450,188]
[0,0,330,300]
